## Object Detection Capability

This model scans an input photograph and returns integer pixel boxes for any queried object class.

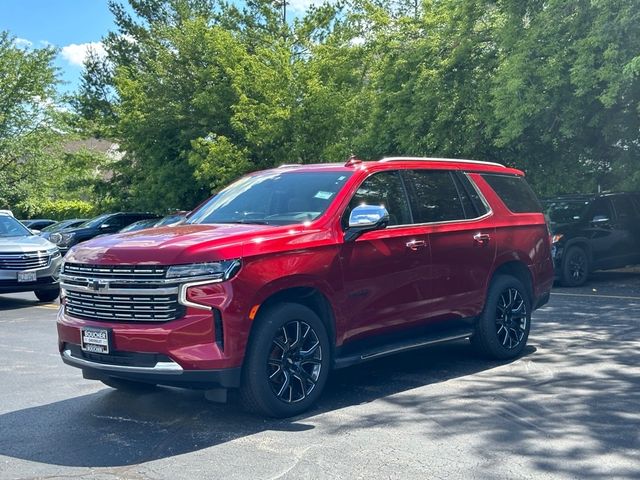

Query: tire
[560,246,589,287]
[471,275,531,360]
[101,377,157,393]
[240,303,331,418]
[34,288,59,302]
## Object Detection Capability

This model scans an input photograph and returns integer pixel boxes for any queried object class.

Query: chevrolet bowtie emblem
[89,279,108,291]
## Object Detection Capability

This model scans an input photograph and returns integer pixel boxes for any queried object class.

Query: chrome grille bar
[0,252,50,270]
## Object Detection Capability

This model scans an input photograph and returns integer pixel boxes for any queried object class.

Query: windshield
[543,199,590,224]
[79,214,112,229]
[120,219,157,233]
[0,215,32,237]
[188,171,352,226]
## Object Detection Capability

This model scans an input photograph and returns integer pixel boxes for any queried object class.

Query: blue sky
[0,1,117,93]
[0,0,321,95]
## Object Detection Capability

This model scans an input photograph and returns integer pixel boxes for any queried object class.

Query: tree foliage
[69,0,639,210]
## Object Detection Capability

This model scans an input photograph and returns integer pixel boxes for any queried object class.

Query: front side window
[346,171,412,226]
[610,196,637,220]
[404,170,467,223]
[189,171,352,226]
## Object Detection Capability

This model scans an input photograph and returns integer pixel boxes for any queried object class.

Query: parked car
[0,210,13,217]
[116,218,160,233]
[544,192,640,286]
[49,212,159,254]
[39,219,87,241]
[0,213,62,302]
[20,219,57,230]
[154,211,189,227]
[57,157,553,417]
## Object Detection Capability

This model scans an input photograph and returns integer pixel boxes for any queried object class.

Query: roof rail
[379,156,506,168]
[277,164,305,168]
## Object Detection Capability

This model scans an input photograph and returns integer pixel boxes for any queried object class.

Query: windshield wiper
[216,220,270,225]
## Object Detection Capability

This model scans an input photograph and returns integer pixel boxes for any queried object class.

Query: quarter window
[481,174,542,213]
[610,196,638,220]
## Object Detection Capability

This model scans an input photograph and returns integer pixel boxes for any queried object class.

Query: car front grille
[0,252,50,270]
[61,263,183,323]
[63,263,167,279]
[65,290,183,322]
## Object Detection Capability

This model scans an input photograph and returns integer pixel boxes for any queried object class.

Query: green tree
[0,31,62,210]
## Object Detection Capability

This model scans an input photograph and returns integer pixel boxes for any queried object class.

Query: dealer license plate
[17,271,37,283]
[81,328,110,354]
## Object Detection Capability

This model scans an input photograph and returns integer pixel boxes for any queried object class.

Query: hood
[64,223,271,265]
[63,222,335,265]
[0,235,57,253]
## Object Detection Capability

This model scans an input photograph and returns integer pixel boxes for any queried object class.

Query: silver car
[0,214,62,302]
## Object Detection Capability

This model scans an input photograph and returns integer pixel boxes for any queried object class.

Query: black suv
[50,212,158,254]
[544,192,640,286]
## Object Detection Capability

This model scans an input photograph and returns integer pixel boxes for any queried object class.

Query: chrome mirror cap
[348,204,390,228]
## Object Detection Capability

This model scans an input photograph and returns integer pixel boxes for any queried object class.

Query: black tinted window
[610,196,638,220]
[404,170,466,223]
[347,171,411,226]
[456,173,489,217]
[482,174,542,213]
[588,198,612,221]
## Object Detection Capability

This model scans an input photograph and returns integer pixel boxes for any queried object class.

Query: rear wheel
[471,275,531,360]
[560,246,589,287]
[240,303,330,418]
[34,288,59,302]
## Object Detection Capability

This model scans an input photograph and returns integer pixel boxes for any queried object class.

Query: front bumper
[0,255,62,293]
[60,344,241,388]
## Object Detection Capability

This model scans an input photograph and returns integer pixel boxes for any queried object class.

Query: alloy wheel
[267,320,322,403]
[495,287,528,350]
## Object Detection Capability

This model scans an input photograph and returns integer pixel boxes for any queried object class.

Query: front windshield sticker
[314,191,334,200]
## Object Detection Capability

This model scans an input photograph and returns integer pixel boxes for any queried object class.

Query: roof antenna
[345,154,363,167]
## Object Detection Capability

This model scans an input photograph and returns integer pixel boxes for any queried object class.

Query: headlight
[166,260,241,280]
[46,247,61,258]
[51,232,76,247]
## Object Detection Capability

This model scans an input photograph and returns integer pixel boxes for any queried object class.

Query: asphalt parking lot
[1,270,639,480]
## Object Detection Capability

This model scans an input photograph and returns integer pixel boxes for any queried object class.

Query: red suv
[57,157,553,417]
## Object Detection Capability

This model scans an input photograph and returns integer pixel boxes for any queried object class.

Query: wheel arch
[248,285,338,360]
[490,260,534,302]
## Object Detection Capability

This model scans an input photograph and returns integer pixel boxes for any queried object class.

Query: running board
[333,328,473,369]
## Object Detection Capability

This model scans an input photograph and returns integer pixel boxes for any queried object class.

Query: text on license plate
[81,328,110,354]
[17,271,37,283]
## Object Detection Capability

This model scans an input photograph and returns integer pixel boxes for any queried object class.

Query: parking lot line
[35,304,60,310]
[552,292,640,301]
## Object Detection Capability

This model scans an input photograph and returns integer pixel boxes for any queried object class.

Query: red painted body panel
[57,159,553,382]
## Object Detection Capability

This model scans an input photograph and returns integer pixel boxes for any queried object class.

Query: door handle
[406,239,427,251]
[473,233,491,246]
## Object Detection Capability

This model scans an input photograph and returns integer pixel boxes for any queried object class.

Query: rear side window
[481,174,542,213]
[403,170,467,223]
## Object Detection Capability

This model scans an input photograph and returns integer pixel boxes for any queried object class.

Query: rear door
[403,169,496,325]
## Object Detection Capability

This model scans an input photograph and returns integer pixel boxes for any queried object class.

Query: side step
[333,328,473,369]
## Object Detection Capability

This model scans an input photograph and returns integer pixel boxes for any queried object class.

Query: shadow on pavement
[0,341,519,468]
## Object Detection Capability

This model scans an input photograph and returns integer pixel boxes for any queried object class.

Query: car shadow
[0,340,524,468]
[0,295,48,311]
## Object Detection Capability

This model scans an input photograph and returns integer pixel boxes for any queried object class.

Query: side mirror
[344,204,390,242]
[591,215,610,225]
[30,229,41,235]
[100,224,111,230]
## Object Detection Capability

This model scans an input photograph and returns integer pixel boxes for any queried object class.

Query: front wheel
[34,288,59,302]
[240,303,330,418]
[560,246,589,287]
[471,275,531,360]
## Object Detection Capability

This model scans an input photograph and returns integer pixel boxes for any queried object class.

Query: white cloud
[13,37,33,48]
[287,0,337,12]
[60,41,106,67]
